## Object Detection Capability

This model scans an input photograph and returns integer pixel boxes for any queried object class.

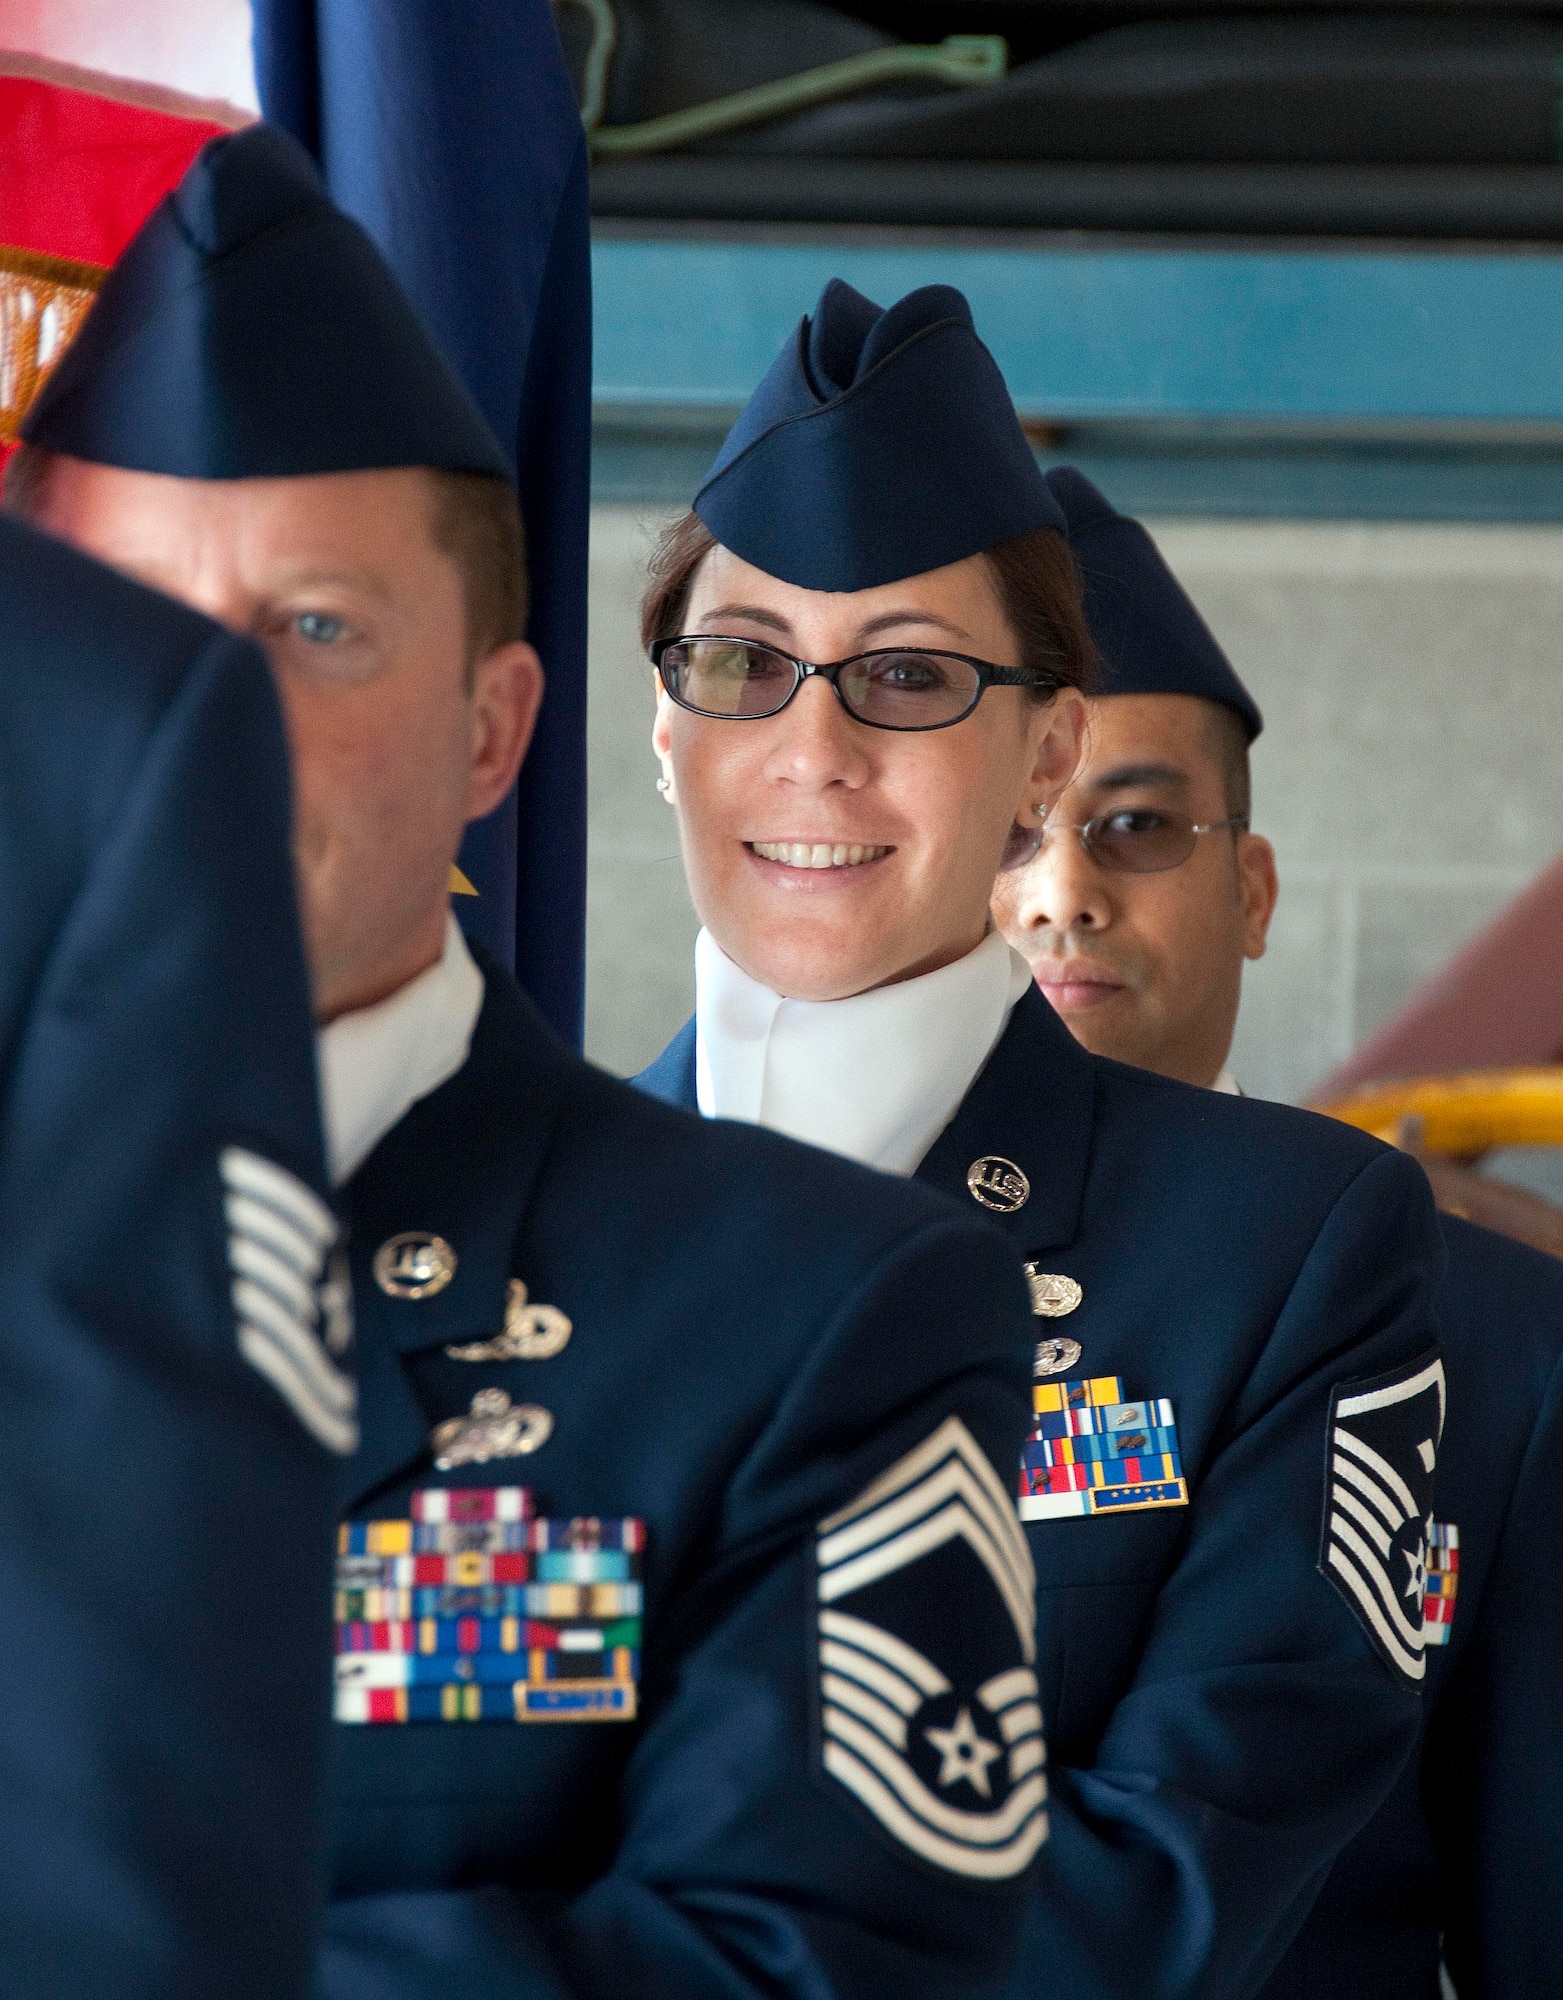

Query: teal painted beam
[592,236,1563,426]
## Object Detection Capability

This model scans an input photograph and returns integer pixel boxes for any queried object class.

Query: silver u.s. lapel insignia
[430,1388,553,1470]
[967,1156,1030,1213]
[445,1280,572,1363]
[374,1231,456,1299]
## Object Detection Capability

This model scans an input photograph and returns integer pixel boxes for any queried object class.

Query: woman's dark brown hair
[639,510,1097,699]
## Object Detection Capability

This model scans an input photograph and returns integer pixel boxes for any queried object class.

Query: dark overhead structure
[561,0,1563,238]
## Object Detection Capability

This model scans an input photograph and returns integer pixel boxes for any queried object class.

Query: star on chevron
[924,1706,1004,1799]
[1402,1534,1428,1603]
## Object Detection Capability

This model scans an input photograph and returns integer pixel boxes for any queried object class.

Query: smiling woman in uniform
[635,279,1451,2000]
[643,425,1090,1145]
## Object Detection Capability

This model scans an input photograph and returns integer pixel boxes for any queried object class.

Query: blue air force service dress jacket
[1259,1213,1563,2000]
[322,951,1043,2000]
[0,516,346,2000]
[638,984,1447,2000]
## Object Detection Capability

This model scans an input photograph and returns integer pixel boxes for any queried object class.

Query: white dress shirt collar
[1211,1068,1242,1097]
[316,914,485,1185]
[694,927,1033,1176]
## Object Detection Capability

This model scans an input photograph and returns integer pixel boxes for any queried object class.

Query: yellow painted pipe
[1312,1067,1563,1154]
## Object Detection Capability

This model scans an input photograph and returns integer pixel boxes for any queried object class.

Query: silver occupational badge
[445,1280,572,1362]
[430,1387,553,1470]
[374,1231,457,1299]
[1033,1336,1083,1378]
[1024,1267,1082,1318]
[966,1156,1030,1214]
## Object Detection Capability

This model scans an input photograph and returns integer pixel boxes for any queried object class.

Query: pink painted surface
[1311,854,1563,1101]
[0,1,255,109]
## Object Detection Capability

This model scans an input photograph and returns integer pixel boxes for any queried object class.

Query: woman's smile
[748,840,893,869]
[650,539,1087,999]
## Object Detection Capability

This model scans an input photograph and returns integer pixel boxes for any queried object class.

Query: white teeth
[752,841,888,869]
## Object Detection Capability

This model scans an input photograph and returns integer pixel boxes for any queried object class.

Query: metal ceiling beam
[592,230,1563,428]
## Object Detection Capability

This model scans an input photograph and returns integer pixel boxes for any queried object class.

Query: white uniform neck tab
[694,928,1031,1176]
[316,914,484,1185]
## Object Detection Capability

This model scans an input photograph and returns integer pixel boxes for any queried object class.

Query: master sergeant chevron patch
[1320,1350,1445,1686]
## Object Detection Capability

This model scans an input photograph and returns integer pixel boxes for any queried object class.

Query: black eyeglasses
[1042,809,1250,875]
[652,635,1065,733]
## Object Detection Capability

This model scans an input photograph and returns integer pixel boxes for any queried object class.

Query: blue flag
[253,0,592,1045]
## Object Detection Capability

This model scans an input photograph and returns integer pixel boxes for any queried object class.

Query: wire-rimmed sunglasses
[1037,808,1251,875]
[651,634,1066,733]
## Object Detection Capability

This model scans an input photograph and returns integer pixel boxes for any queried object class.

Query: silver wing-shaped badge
[446,1281,572,1363]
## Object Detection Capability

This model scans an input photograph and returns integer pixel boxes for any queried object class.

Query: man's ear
[1238,833,1279,960]
[466,640,544,822]
[1027,688,1087,819]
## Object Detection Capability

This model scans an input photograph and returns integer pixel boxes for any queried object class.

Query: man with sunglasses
[995,467,1563,1997]
[991,472,1276,1094]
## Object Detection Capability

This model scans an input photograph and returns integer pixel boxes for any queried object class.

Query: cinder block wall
[585,506,1563,1102]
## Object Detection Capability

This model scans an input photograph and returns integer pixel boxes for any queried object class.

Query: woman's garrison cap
[694,277,1064,593]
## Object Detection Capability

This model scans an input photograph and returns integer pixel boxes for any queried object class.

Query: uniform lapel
[916,987,1097,1256]
[338,957,571,1512]
[635,1017,697,1108]
[639,996,1096,1256]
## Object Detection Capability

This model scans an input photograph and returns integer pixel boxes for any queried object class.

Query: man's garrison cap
[24,121,511,483]
[1046,466,1262,741]
[694,277,1066,594]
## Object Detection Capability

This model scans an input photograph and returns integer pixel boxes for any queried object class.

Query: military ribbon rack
[334,1486,645,1722]
[1018,1376,1190,1520]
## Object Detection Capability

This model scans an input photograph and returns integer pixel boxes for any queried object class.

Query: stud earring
[655,777,671,797]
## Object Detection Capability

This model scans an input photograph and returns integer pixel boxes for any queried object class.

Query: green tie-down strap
[586,34,1008,158]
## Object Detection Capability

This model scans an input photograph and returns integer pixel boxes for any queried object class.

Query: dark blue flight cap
[694,278,1065,593]
[23,122,511,483]
[1047,466,1262,741]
